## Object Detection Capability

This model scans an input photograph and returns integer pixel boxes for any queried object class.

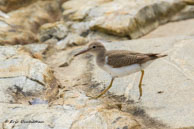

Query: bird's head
[75,41,106,56]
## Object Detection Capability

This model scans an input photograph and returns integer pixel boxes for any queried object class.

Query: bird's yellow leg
[138,70,144,100]
[92,78,115,99]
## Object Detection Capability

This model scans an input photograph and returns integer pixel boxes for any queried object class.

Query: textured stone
[0,10,9,18]
[0,45,58,104]
[0,100,140,129]
[0,0,38,12]
[24,43,48,56]
[0,0,61,45]
[39,21,89,49]
[71,107,140,129]
[46,47,89,87]
[143,18,194,38]
[56,33,88,50]
[39,21,68,42]
[62,0,194,39]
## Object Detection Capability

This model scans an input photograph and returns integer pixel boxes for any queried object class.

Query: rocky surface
[0,44,58,104]
[0,0,194,129]
[0,102,140,129]
[0,0,38,12]
[38,0,194,46]
[62,0,194,39]
[90,36,194,128]
[143,18,194,38]
[39,21,88,50]
[0,47,141,129]
[0,0,61,45]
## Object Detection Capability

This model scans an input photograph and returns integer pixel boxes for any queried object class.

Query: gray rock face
[24,43,48,55]
[143,18,194,38]
[0,45,57,103]
[39,22,89,50]
[56,33,88,50]
[90,36,194,128]
[39,21,68,42]
[0,99,140,129]
[62,0,194,39]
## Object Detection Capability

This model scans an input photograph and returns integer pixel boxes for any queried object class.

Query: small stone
[56,33,88,50]
[39,21,68,42]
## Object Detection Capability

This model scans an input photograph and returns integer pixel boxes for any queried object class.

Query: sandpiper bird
[75,41,167,99]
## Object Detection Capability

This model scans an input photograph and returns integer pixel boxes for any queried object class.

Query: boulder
[0,99,140,129]
[0,0,38,13]
[143,18,194,38]
[0,0,61,45]
[39,21,89,49]
[62,0,194,39]
[0,45,58,104]
[55,33,88,50]
[39,21,68,42]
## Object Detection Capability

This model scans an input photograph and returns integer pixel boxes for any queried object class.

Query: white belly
[101,64,142,78]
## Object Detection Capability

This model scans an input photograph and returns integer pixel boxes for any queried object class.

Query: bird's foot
[135,96,142,103]
[138,96,142,101]
[88,96,100,100]
[85,94,98,100]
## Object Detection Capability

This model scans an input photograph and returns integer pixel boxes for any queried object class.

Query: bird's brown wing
[106,50,162,68]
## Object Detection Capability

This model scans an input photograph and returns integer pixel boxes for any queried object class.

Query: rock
[0,27,38,45]
[46,47,89,86]
[39,21,89,49]
[170,6,194,21]
[39,21,68,42]
[70,107,140,129]
[62,0,194,39]
[89,36,194,128]
[0,19,9,28]
[0,100,140,129]
[0,45,58,104]
[7,0,61,32]
[0,0,61,45]
[0,0,66,13]
[0,0,38,12]
[56,33,88,50]
[24,43,48,56]
[143,18,194,39]
[23,43,49,60]
[0,48,141,128]
[0,10,9,18]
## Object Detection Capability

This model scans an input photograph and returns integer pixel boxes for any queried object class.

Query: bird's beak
[74,48,90,56]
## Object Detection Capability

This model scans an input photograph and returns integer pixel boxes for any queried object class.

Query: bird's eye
[92,46,96,48]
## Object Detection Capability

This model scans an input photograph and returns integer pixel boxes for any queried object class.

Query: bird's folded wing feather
[106,50,152,68]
